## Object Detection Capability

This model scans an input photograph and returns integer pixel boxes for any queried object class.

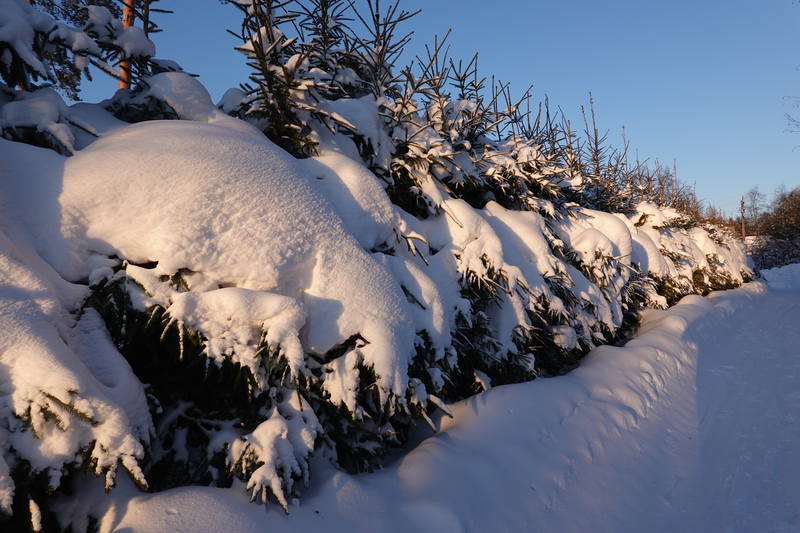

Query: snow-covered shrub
[17,113,745,515]
[0,0,752,524]
[0,140,152,527]
[0,0,157,153]
[0,0,155,91]
[629,203,749,303]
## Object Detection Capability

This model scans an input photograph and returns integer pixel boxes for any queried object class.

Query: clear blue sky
[81,0,800,216]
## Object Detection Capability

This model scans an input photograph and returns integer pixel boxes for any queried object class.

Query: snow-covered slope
[58,272,800,533]
[0,99,752,520]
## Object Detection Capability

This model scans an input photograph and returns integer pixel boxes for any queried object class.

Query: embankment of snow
[64,281,783,533]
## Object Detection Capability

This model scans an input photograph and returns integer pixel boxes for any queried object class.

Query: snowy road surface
[661,280,800,532]
[82,268,800,533]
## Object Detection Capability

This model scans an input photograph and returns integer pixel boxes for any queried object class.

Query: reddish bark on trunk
[118,1,136,89]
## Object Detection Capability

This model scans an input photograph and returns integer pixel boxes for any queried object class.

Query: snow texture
[53,117,416,406]
[761,262,800,291]
[64,275,800,532]
[136,72,216,121]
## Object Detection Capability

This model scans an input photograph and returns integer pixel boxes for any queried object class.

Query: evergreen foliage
[14,0,121,100]
[0,0,161,153]
[0,0,157,92]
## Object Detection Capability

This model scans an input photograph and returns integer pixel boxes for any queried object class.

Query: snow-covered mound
[60,278,800,533]
[761,263,800,291]
[57,116,415,401]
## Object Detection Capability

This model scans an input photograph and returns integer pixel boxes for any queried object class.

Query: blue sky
[81,0,800,215]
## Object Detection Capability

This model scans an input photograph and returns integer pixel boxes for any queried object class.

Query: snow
[84,6,115,33]
[53,117,417,405]
[303,150,397,251]
[630,202,749,290]
[113,26,155,59]
[138,72,216,121]
[1,88,128,154]
[0,224,150,510]
[0,71,756,525]
[0,0,778,527]
[621,214,670,278]
[761,262,800,292]
[0,88,77,153]
[77,275,800,532]
[0,0,145,84]
[0,0,55,78]
[1,88,65,128]
[228,391,321,512]
[321,96,393,167]
[67,102,128,150]
[166,288,307,387]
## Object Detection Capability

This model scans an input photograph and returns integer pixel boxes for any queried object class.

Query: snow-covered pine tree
[83,268,321,512]
[217,1,745,482]
[225,0,362,157]
[0,2,162,527]
[0,0,157,152]
[17,0,121,100]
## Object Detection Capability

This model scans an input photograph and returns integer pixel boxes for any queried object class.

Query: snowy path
[85,272,800,533]
[664,287,800,532]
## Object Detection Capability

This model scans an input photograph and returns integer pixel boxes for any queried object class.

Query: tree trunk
[118,1,136,89]
[740,197,746,241]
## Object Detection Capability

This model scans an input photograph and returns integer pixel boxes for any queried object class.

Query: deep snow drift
[70,271,800,533]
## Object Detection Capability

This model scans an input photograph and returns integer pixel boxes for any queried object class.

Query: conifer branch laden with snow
[0,0,156,91]
[0,0,163,153]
